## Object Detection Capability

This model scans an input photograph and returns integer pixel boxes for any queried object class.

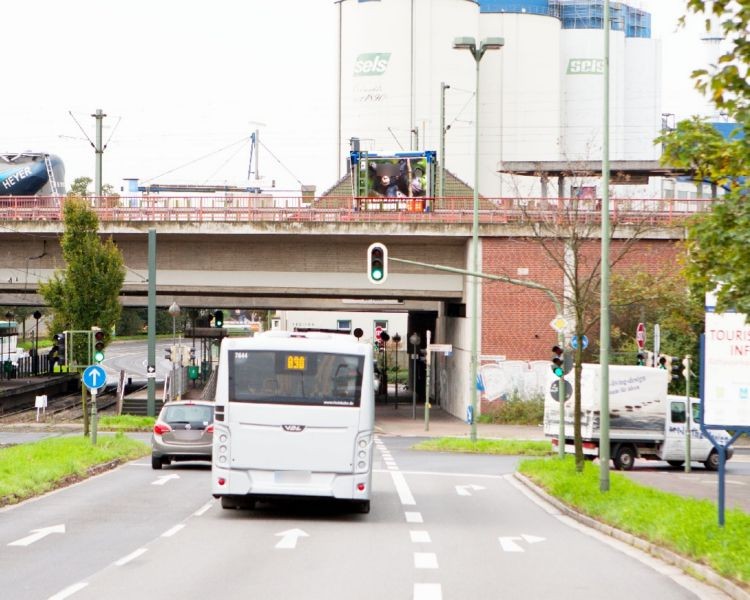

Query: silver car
[151,400,214,469]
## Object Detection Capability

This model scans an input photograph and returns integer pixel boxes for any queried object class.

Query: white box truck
[543,364,733,470]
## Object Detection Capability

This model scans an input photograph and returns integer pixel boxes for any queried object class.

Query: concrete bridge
[0,195,694,417]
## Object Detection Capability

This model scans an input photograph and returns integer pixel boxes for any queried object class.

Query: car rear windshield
[228,350,364,407]
[163,404,214,426]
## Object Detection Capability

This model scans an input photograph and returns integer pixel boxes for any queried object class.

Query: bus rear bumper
[212,466,372,500]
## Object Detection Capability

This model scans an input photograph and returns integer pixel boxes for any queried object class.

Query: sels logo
[282,425,305,432]
[354,52,391,77]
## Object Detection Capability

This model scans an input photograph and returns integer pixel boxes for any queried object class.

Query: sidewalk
[375,403,545,440]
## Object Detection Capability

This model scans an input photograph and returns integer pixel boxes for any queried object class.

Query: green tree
[39,197,125,362]
[68,177,92,197]
[610,267,704,393]
[663,2,750,313]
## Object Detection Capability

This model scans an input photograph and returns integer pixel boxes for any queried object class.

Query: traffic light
[214,310,224,328]
[658,354,668,370]
[682,356,691,378]
[165,346,172,362]
[551,345,564,377]
[189,346,196,363]
[551,344,573,377]
[367,242,388,284]
[636,352,645,366]
[55,333,66,365]
[670,356,681,382]
[93,330,105,363]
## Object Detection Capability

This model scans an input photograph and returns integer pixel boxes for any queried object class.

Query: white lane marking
[413,583,442,600]
[48,582,89,599]
[455,484,486,496]
[391,471,416,505]
[151,474,180,486]
[499,537,524,552]
[161,524,185,538]
[275,528,309,549]
[375,469,503,479]
[8,524,65,547]
[194,501,213,516]
[414,552,438,569]
[114,548,148,566]
[410,530,431,543]
[522,534,546,544]
[405,511,423,523]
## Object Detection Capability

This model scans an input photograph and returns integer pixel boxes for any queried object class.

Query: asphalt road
[0,437,730,600]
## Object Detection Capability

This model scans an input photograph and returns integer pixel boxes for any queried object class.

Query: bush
[479,394,544,425]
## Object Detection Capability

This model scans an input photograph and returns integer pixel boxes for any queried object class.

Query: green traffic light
[553,366,564,377]
[372,268,383,281]
[94,350,104,363]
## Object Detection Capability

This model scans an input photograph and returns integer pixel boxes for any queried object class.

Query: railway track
[0,390,119,423]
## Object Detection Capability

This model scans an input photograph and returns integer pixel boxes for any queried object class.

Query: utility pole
[92,109,106,197]
[439,82,450,199]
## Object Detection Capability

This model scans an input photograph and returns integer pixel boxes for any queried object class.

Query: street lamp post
[33,310,42,375]
[453,36,504,441]
[392,333,401,408]
[409,332,421,420]
[168,302,181,401]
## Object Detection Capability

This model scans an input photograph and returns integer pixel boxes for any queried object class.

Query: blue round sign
[570,335,589,350]
[82,365,107,391]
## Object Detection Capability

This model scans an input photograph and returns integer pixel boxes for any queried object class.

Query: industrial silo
[337,0,479,187]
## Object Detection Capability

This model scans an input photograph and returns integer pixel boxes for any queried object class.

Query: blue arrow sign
[570,335,589,350]
[82,365,107,391]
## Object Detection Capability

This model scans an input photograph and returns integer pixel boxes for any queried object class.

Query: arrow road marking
[152,474,180,486]
[499,534,546,552]
[455,484,485,496]
[9,524,66,547]
[275,528,309,549]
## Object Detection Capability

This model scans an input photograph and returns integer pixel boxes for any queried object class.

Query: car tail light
[154,423,172,435]
[357,483,365,491]
[206,424,214,433]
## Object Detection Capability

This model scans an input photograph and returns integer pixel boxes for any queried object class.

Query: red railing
[0,195,714,226]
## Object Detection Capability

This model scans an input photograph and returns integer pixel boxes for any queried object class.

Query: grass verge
[519,456,750,589]
[98,415,155,432]
[412,437,553,456]
[0,434,150,507]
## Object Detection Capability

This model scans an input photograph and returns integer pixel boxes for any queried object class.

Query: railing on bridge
[0,195,714,227]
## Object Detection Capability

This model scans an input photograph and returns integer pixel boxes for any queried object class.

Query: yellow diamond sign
[550,316,568,333]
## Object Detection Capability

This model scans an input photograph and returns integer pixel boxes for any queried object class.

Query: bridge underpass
[0,222,478,415]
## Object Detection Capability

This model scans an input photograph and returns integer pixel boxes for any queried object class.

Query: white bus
[211,330,376,513]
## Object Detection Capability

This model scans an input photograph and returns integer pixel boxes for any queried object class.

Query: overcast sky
[2,0,720,195]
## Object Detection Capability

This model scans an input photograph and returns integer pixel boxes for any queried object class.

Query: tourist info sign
[703,308,750,428]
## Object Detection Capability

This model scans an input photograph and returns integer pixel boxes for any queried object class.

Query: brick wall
[481,237,680,360]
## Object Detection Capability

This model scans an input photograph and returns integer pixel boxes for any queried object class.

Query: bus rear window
[228,350,364,407]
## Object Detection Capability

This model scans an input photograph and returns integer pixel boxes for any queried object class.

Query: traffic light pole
[558,330,566,459]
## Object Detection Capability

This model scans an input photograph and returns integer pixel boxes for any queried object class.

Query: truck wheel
[667,460,684,469]
[613,445,636,471]
[703,451,720,471]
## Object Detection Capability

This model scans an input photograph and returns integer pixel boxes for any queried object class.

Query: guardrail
[0,195,714,227]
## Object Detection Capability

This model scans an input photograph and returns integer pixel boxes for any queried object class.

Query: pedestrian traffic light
[636,352,645,366]
[367,242,388,285]
[658,354,668,370]
[214,310,224,328]
[165,346,172,361]
[189,346,196,362]
[93,330,105,363]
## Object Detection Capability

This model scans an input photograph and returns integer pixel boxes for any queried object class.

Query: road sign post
[82,365,106,446]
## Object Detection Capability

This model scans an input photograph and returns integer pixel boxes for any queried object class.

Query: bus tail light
[355,433,372,473]
[357,483,365,492]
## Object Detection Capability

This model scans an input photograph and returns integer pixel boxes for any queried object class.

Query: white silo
[479,11,562,197]
[338,0,479,184]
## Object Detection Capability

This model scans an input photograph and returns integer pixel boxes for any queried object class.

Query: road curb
[514,472,750,600]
